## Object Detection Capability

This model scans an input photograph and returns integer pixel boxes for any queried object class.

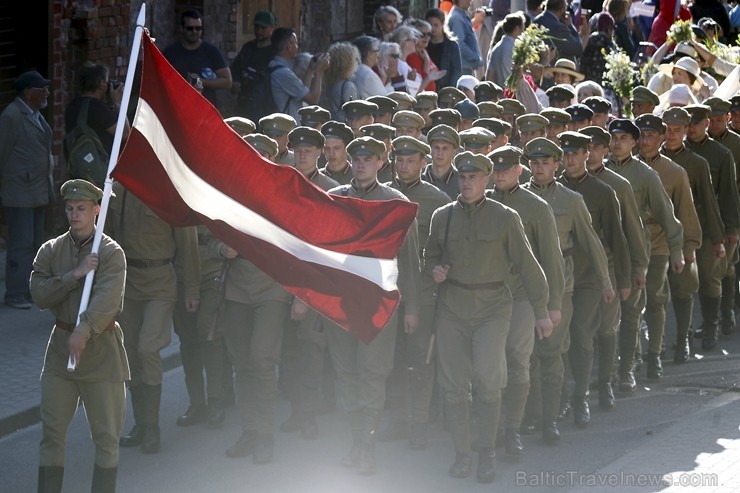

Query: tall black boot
[141,384,162,454]
[721,276,736,335]
[646,351,662,380]
[91,465,117,493]
[119,386,144,447]
[673,297,693,363]
[37,466,64,493]
[700,295,720,351]
[446,400,472,478]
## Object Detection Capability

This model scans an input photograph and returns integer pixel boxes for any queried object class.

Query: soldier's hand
[634,276,647,289]
[619,287,631,301]
[220,244,238,259]
[548,310,562,328]
[404,314,419,334]
[712,242,725,258]
[671,258,685,274]
[725,234,738,248]
[535,318,554,339]
[684,253,695,264]
[73,253,99,279]
[432,265,449,284]
[291,299,309,320]
[602,287,616,304]
[186,298,199,312]
[67,331,86,363]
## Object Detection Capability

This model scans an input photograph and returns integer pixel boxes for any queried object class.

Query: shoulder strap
[77,97,92,126]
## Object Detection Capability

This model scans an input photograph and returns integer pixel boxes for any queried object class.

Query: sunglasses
[185,26,203,32]
[390,53,400,59]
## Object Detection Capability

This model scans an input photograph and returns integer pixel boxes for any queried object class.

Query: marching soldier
[320,121,354,185]
[244,133,279,160]
[343,100,378,138]
[426,150,552,482]
[360,123,396,184]
[367,95,398,126]
[259,113,297,165]
[32,180,127,493]
[422,124,461,200]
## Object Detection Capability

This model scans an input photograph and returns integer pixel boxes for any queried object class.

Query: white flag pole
[68,3,147,371]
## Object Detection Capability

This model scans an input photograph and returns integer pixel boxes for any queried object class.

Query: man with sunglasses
[231,11,276,120]
[163,9,232,108]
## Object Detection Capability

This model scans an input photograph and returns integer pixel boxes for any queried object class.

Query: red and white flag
[112,33,417,343]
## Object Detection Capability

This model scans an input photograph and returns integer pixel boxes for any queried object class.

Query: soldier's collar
[350,178,379,195]
[428,164,455,184]
[305,167,320,181]
[326,161,351,176]
[638,152,661,164]
[589,163,606,175]
[564,170,589,183]
[661,143,685,155]
[529,178,556,191]
[69,228,95,249]
[394,176,421,190]
[608,154,632,167]
[379,159,391,173]
[686,135,709,146]
[457,196,487,208]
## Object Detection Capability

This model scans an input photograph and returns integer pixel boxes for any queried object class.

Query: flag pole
[68,3,147,371]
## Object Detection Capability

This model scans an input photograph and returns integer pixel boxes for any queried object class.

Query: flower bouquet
[666,20,693,45]
[602,47,637,117]
[505,24,549,94]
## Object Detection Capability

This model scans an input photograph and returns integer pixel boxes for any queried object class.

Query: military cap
[392,110,425,129]
[245,133,279,158]
[346,136,386,158]
[473,117,512,136]
[454,99,480,120]
[540,107,572,125]
[580,126,611,146]
[498,98,527,117]
[321,120,354,144]
[557,131,591,152]
[635,114,666,133]
[298,105,331,126]
[684,104,711,122]
[582,96,612,114]
[730,93,740,112]
[438,86,467,107]
[392,136,431,155]
[429,108,462,128]
[459,127,495,148]
[360,123,395,141]
[454,150,492,174]
[516,113,549,133]
[661,107,691,126]
[13,70,51,92]
[386,91,417,111]
[631,86,660,105]
[288,126,325,148]
[224,116,257,135]
[413,91,438,110]
[488,145,523,170]
[426,124,460,147]
[703,97,731,115]
[525,137,564,160]
[477,101,503,119]
[474,81,503,102]
[608,118,640,140]
[545,84,575,103]
[565,104,594,123]
[367,95,399,115]
[259,113,297,136]
[61,179,103,202]
[343,100,378,120]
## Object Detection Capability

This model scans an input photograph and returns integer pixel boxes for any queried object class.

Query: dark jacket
[430,36,463,89]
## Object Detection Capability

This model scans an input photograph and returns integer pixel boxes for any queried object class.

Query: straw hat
[544,59,585,82]
[658,57,705,93]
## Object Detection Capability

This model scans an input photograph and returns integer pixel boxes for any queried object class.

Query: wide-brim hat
[544,59,585,82]
[658,57,705,94]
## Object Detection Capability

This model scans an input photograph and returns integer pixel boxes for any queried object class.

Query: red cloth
[406,52,438,92]
[113,33,418,343]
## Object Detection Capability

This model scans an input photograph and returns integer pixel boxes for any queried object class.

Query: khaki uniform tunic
[422,164,460,201]
[321,161,353,185]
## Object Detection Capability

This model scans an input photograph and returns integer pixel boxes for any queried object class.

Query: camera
[187,74,200,86]
[481,7,494,16]
[311,54,320,63]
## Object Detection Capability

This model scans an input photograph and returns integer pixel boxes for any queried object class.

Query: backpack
[242,64,292,121]
[64,98,110,188]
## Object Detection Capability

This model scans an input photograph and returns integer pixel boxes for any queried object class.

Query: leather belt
[55,319,116,333]
[445,278,504,290]
[126,258,171,268]
[561,248,573,258]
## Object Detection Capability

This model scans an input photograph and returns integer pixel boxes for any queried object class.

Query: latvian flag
[112,32,417,343]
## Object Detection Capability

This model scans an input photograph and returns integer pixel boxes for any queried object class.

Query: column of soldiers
[34,84,740,491]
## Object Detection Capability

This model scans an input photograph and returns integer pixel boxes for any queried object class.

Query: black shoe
[226,430,256,458]
[619,371,636,392]
[598,382,615,410]
[341,439,362,468]
[674,336,691,364]
[6,296,31,309]
[119,424,144,447]
[176,405,206,427]
[557,398,572,422]
[91,465,117,493]
[141,424,160,454]
[722,309,736,335]
[694,325,705,339]
[301,416,319,440]
[504,428,524,456]
[207,405,226,428]
[573,397,590,428]
[646,352,663,380]
[448,453,472,479]
[633,351,644,371]
[409,423,429,450]
[542,421,560,445]
[253,433,274,464]
[279,412,305,433]
[702,328,719,351]
[376,419,409,442]
[358,442,376,475]
[477,448,496,483]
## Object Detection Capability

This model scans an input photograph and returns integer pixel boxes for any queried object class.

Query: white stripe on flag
[133,99,400,292]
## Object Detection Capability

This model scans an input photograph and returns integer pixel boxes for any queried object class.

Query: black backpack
[64,98,109,188]
[242,64,292,121]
